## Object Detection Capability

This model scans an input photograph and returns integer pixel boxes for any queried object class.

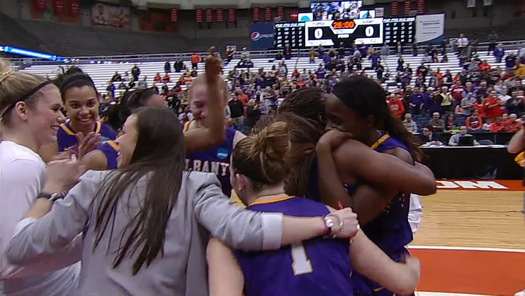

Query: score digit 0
[315,28,323,39]
[365,26,374,37]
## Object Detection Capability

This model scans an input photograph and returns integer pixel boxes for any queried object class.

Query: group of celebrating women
[0,56,436,296]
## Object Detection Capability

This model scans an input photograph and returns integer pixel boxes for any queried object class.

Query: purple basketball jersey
[234,196,353,296]
[57,121,117,153]
[184,121,236,195]
[353,133,414,296]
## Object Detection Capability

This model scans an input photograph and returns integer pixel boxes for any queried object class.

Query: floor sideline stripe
[416,292,496,296]
[409,245,525,253]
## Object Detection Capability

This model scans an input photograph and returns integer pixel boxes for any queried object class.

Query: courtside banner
[415,13,444,43]
[250,23,275,50]
[436,180,523,191]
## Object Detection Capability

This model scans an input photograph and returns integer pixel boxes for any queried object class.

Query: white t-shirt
[0,141,80,296]
[457,37,469,48]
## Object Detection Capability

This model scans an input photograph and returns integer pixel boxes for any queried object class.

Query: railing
[9,39,525,67]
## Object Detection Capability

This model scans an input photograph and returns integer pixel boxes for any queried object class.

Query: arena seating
[21,49,511,97]
[22,47,511,134]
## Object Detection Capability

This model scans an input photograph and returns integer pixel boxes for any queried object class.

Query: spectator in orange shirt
[296,77,307,88]
[474,96,487,118]
[388,93,405,118]
[466,110,483,130]
[490,117,504,133]
[503,113,522,133]
[162,73,171,83]
[479,60,491,72]
[154,72,162,83]
[434,68,444,87]
[291,69,300,79]
[237,90,249,106]
[190,53,201,70]
[484,90,503,119]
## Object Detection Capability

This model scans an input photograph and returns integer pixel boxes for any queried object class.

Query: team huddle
[0,57,436,295]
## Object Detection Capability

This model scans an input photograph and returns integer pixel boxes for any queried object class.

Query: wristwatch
[37,192,65,203]
[322,215,336,239]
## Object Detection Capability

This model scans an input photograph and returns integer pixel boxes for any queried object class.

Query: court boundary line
[409,245,525,253]
[416,292,495,296]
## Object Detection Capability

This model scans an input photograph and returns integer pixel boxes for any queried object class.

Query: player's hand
[53,150,75,161]
[327,208,360,239]
[205,56,222,85]
[75,132,102,159]
[403,255,421,277]
[399,254,421,292]
[317,129,353,152]
[44,154,86,193]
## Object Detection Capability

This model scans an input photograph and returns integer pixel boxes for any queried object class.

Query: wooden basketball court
[410,180,525,296]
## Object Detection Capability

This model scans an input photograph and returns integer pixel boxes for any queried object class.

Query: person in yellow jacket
[514,62,525,79]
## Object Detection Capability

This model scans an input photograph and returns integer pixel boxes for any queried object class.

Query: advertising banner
[250,23,274,50]
[415,13,445,43]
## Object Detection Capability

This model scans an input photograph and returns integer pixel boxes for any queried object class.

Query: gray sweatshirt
[5,170,283,296]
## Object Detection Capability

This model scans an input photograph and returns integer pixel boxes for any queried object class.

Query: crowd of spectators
[97,33,525,146]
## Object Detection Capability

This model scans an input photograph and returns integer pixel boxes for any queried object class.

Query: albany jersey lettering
[184,121,236,195]
[234,197,353,296]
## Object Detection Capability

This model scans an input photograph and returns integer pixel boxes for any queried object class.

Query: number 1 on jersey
[291,243,313,275]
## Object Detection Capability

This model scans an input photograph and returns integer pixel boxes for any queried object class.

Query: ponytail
[382,112,424,162]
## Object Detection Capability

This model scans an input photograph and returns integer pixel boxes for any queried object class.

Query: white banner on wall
[483,0,493,6]
[375,7,384,18]
[415,13,445,43]
[91,3,130,28]
[467,0,476,8]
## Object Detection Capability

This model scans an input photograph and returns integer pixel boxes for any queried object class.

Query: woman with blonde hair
[0,59,80,295]
[184,66,246,196]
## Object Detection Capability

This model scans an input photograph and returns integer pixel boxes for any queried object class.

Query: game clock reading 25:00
[305,18,383,47]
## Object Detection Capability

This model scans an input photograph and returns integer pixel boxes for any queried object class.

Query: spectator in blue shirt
[493,44,505,63]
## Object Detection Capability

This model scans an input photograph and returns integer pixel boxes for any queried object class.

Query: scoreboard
[383,17,415,45]
[304,18,383,47]
[274,22,305,49]
[272,17,423,49]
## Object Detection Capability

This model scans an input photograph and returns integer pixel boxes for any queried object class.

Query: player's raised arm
[184,56,227,153]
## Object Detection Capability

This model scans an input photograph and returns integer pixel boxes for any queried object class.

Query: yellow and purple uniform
[57,121,117,154]
[234,196,353,296]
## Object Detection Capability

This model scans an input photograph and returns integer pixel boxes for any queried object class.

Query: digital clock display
[332,20,356,30]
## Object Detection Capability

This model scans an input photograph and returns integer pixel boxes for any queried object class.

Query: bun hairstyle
[52,66,97,101]
[0,59,49,125]
[252,112,323,197]
[232,121,291,190]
